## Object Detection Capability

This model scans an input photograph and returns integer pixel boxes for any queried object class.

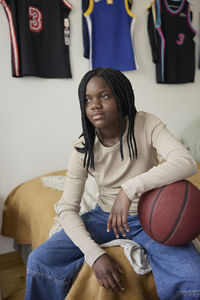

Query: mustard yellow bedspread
[66,246,160,300]
[1,170,66,248]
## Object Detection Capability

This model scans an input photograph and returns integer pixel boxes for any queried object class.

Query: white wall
[0,0,200,253]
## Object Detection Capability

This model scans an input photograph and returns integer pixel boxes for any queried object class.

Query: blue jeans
[25,205,200,300]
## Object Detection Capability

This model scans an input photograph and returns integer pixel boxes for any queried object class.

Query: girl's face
[85,76,120,130]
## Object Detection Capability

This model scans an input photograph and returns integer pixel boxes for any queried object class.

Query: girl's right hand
[91,253,125,294]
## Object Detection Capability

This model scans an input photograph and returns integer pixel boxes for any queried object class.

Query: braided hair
[76,67,137,170]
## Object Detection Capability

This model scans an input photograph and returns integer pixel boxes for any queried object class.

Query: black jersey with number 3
[0,0,72,78]
[148,0,196,83]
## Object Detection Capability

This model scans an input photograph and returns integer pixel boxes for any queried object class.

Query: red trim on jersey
[62,0,72,9]
[1,0,20,76]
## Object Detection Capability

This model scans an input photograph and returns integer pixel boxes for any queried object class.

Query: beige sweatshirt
[57,111,198,267]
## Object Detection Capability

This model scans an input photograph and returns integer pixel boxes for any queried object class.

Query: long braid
[76,69,97,169]
[76,67,137,170]
[100,69,137,160]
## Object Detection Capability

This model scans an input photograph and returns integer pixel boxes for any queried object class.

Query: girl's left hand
[107,188,131,238]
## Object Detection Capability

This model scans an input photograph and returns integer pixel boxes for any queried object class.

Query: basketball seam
[161,180,188,244]
[150,185,166,239]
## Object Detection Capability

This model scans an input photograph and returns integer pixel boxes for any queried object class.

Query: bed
[1,163,200,300]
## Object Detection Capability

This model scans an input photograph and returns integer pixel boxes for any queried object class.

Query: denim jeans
[25,205,200,300]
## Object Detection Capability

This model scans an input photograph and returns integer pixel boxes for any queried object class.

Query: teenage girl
[25,67,200,300]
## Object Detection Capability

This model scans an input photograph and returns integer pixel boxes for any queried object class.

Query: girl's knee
[27,248,40,269]
[27,245,49,270]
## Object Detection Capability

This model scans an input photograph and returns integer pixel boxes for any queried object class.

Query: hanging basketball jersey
[147,0,196,83]
[0,0,72,78]
[83,0,138,71]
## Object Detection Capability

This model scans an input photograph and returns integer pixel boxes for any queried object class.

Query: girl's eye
[100,94,109,100]
[85,98,91,103]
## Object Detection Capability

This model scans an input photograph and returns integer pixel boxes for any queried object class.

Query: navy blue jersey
[148,0,196,83]
[0,0,72,78]
[83,0,138,71]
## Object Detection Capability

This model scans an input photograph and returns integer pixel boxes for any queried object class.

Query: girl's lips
[92,113,105,120]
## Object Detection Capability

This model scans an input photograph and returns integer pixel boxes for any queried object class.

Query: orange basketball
[138,180,200,246]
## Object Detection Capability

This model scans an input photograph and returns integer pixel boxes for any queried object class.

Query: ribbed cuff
[85,247,106,267]
[121,177,141,202]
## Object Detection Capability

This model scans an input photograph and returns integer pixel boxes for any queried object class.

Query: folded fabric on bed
[65,247,160,300]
